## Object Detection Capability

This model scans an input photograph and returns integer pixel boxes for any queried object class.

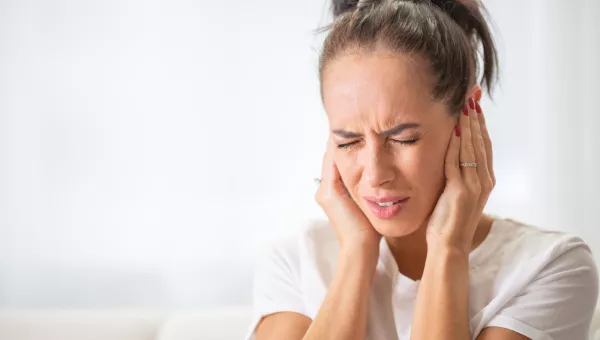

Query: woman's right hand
[315,139,381,263]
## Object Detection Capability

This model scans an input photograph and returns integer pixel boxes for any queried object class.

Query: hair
[319,0,498,114]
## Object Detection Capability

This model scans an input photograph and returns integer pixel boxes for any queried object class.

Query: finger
[476,101,495,185]
[320,141,331,183]
[444,124,462,182]
[320,139,345,195]
[470,101,491,186]
[321,139,337,183]
[459,100,478,184]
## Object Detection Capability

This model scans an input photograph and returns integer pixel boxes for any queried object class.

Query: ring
[313,178,322,185]
[460,162,478,168]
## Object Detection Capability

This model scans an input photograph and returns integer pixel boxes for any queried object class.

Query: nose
[363,145,395,188]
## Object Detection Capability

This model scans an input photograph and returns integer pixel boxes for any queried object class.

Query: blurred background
[0,0,598,309]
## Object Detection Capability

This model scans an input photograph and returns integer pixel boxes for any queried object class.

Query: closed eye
[337,141,360,149]
[338,138,419,149]
[391,138,419,146]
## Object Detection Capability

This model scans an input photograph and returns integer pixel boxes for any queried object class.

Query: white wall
[0,0,598,308]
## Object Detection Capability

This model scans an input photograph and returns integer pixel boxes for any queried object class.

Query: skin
[325,52,453,241]
[323,52,499,278]
[255,51,528,340]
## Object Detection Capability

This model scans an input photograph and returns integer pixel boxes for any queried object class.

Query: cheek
[396,142,447,192]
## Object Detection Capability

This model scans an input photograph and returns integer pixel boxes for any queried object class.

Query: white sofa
[0,307,253,340]
[0,307,599,340]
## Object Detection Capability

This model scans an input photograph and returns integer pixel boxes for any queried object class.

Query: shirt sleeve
[485,240,599,340]
[244,239,310,340]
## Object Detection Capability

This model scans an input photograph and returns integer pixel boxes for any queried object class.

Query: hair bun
[332,0,458,18]
[430,0,456,14]
[332,0,360,17]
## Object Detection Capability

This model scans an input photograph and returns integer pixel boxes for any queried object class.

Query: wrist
[341,232,379,254]
[427,232,473,256]
[339,237,380,273]
[426,242,470,263]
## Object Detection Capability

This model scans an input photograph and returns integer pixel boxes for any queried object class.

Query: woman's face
[322,52,457,237]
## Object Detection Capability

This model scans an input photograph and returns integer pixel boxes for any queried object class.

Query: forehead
[322,52,441,128]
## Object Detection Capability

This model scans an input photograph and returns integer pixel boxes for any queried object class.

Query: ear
[467,84,483,102]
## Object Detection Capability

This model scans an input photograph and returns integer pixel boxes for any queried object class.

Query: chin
[368,216,423,238]
[356,196,432,238]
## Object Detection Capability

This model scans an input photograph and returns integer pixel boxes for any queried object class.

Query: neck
[384,214,494,281]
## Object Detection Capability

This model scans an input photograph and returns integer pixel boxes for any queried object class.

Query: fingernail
[475,101,482,114]
[469,97,475,110]
[455,125,461,137]
[463,104,468,116]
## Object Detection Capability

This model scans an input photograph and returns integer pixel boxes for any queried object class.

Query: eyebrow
[332,122,421,139]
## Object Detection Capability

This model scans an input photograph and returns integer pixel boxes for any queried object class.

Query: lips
[362,195,409,203]
[362,196,409,219]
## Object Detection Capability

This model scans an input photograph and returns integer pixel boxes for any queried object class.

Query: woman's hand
[315,139,381,259]
[425,98,495,252]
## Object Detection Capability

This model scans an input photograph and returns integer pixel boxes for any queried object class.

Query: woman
[248,0,598,339]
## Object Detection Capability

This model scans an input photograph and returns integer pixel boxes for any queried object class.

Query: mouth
[373,199,404,207]
[362,196,410,219]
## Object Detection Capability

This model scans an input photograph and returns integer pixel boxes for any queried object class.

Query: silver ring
[313,177,322,185]
[460,162,478,168]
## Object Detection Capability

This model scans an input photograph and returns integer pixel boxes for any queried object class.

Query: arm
[411,244,530,340]
[411,245,471,340]
[255,312,311,340]
[302,238,377,340]
[411,96,508,340]
[409,96,486,340]
[256,239,377,340]
[411,96,562,340]
[477,327,530,340]
[257,138,381,340]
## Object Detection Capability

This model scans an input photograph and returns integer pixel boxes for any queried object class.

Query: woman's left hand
[425,97,496,252]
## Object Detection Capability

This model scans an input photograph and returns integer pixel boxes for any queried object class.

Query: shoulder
[251,220,338,318]
[261,219,337,260]
[471,218,599,339]
[470,219,599,338]
[472,217,599,306]
[477,218,595,272]
[256,220,339,281]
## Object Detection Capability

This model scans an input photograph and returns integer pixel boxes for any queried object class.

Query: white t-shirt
[246,218,599,340]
